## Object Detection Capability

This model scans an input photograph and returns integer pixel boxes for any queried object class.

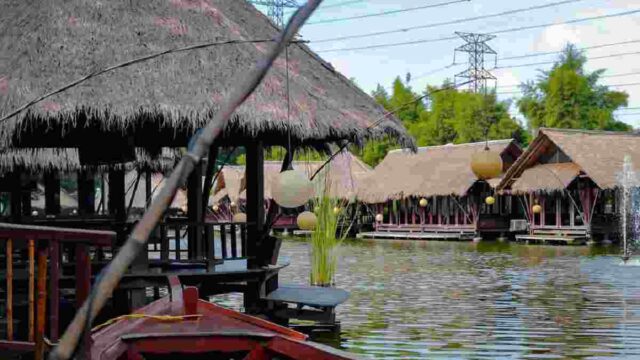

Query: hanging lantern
[485,196,496,205]
[71,209,78,215]
[419,198,428,207]
[212,205,219,212]
[297,211,317,230]
[31,210,38,216]
[271,169,314,208]
[333,206,341,215]
[470,147,503,180]
[375,213,384,222]
[233,212,247,223]
[230,201,237,208]
[532,204,542,214]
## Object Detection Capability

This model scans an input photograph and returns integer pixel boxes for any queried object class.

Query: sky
[255,0,640,128]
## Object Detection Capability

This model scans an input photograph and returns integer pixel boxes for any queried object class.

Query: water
[216,238,640,359]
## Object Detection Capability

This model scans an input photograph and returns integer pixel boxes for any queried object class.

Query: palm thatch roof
[357,139,522,204]
[498,128,640,192]
[210,151,371,204]
[0,148,180,175]
[510,162,582,194]
[0,0,412,150]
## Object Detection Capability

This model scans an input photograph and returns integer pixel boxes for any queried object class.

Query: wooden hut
[497,128,640,244]
[0,0,412,353]
[357,140,522,240]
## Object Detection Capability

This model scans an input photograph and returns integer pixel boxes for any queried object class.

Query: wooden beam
[201,146,219,219]
[245,141,264,268]
[49,240,60,342]
[187,164,203,259]
[77,170,95,215]
[35,245,48,360]
[28,239,35,342]
[108,170,126,222]
[5,238,13,341]
[44,171,61,215]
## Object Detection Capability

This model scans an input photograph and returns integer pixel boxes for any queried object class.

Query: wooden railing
[0,223,115,360]
[150,221,250,262]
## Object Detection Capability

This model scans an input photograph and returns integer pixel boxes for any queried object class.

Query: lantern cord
[285,44,293,166]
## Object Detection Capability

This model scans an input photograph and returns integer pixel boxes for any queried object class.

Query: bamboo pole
[49,2,323,359]
[28,238,35,342]
[6,238,13,341]
[35,246,49,360]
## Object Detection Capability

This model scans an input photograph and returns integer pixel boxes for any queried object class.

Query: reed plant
[310,194,344,286]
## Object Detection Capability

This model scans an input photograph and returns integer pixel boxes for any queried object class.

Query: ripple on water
[214,239,640,359]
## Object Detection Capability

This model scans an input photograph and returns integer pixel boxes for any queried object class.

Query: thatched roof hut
[358,140,522,204]
[0,148,180,175]
[498,128,640,193]
[0,0,412,150]
[211,151,371,203]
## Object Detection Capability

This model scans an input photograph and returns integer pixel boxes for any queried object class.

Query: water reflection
[216,238,640,359]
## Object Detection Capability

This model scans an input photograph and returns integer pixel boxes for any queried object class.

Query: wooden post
[187,164,203,259]
[245,141,264,268]
[28,238,35,342]
[21,186,32,216]
[6,238,13,341]
[75,244,91,309]
[44,171,61,215]
[10,179,22,223]
[49,240,60,342]
[108,170,126,222]
[201,146,219,219]
[35,245,49,360]
[77,170,95,215]
[145,171,152,209]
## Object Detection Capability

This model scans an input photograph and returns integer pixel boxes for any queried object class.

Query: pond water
[217,238,640,359]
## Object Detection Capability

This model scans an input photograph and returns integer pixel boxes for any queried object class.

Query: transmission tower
[453,32,497,93]
[251,0,300,28]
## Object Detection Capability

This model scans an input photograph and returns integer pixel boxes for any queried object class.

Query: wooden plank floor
[515,234,587,245]
[357,231,474,240]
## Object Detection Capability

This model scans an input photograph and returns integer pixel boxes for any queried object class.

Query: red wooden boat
[90,276,357,360]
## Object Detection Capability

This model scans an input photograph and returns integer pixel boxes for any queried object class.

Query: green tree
[518,44,630,131]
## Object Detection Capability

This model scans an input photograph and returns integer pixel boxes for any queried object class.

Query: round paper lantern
[31,210,38,216]
[297,211,317,230]
[71,209,78,215]
[532,204,542,214]
[485,196,496,205]
[233,212,247,223]
[333,206,341,215]
[212,205,219,212]
[271,169,314,208]
[375,213,384,222]
[470,148,503,180]
[230,201,236,208]
[419,198,428,207]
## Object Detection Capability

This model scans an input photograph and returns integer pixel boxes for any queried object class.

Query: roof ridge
[388,139,514,154]
[540,127,639,137]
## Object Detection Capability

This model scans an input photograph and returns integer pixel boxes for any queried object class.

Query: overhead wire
[499,39,640,61]
[496,50,640,69]
[310,0,582,43]
[315,9,640,53]
[306,0,470,25]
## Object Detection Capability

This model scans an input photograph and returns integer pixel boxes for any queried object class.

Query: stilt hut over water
[0,0,412,354]
[357,140,522,240]
[497,128,640,244]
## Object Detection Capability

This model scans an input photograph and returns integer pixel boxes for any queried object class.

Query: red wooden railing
[0,223,115,360]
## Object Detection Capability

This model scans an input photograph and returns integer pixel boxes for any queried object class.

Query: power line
[499,39,640,61]
[311,0,582,43]
[306,0,469,25]
[497,50,640,69]
[316,8,640,53]
[286,0,366,12]
[497,82,640,95]
[499,71,640,88]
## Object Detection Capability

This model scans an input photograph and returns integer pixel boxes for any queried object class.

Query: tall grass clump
[310,194,344,286]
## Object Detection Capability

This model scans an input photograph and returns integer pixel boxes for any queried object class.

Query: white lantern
[233,212,247,223]
[71,209,78,215]
[212,205,219,212]
[297,211,317,230]
[230,201,237,208]
[419,198,428,207]
[333,206,341,215]
[271,169,314,208]
[485,196,496,205]
[375,213,384,222]
[31,210,38,216]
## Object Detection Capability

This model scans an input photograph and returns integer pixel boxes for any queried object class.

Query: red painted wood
[35,245,49,360]
[5,238,13,341]
[75,244,91,309]
[0,340,36,351]
[49,240,60,341]
[131,336,259,354]
[243,345,271,360]
[183,286,198,315]
[0,222,114,246]
[266,336,355,360]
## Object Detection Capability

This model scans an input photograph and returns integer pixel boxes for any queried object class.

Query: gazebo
[0,0,412,350]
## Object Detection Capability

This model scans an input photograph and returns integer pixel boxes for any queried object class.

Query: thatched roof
[0,148,179,175]
[0,0,412,149]
[357,139,522,204]
[498,128,640,192]
[510,162,582,194]
[210,151,371,203]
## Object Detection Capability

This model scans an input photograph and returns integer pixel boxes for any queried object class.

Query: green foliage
[310,195,346,286]
[518,44,630,132]
[359,76,527,166]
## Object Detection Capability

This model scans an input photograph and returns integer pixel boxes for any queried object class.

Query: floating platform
[515,234,587,245]
[356,231,474,240]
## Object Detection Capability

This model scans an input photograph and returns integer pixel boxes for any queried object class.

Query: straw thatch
[510,162,582,194]
[498,128,640,192]
[357,139,522,204]
[0,0,412,149]
[210,151,371,204]
[0,148,180,175]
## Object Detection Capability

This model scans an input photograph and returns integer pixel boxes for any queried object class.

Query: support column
[145,171,152,209]
[44,172,61,216]
[108,170,126,222]
[187,165,203,259]
[21,184,32,217]
[77,170,95,216]
[245,141,264,268]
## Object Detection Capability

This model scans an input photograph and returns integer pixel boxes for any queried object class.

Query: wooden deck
[515,227,589,245]
[357,231,474,240]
